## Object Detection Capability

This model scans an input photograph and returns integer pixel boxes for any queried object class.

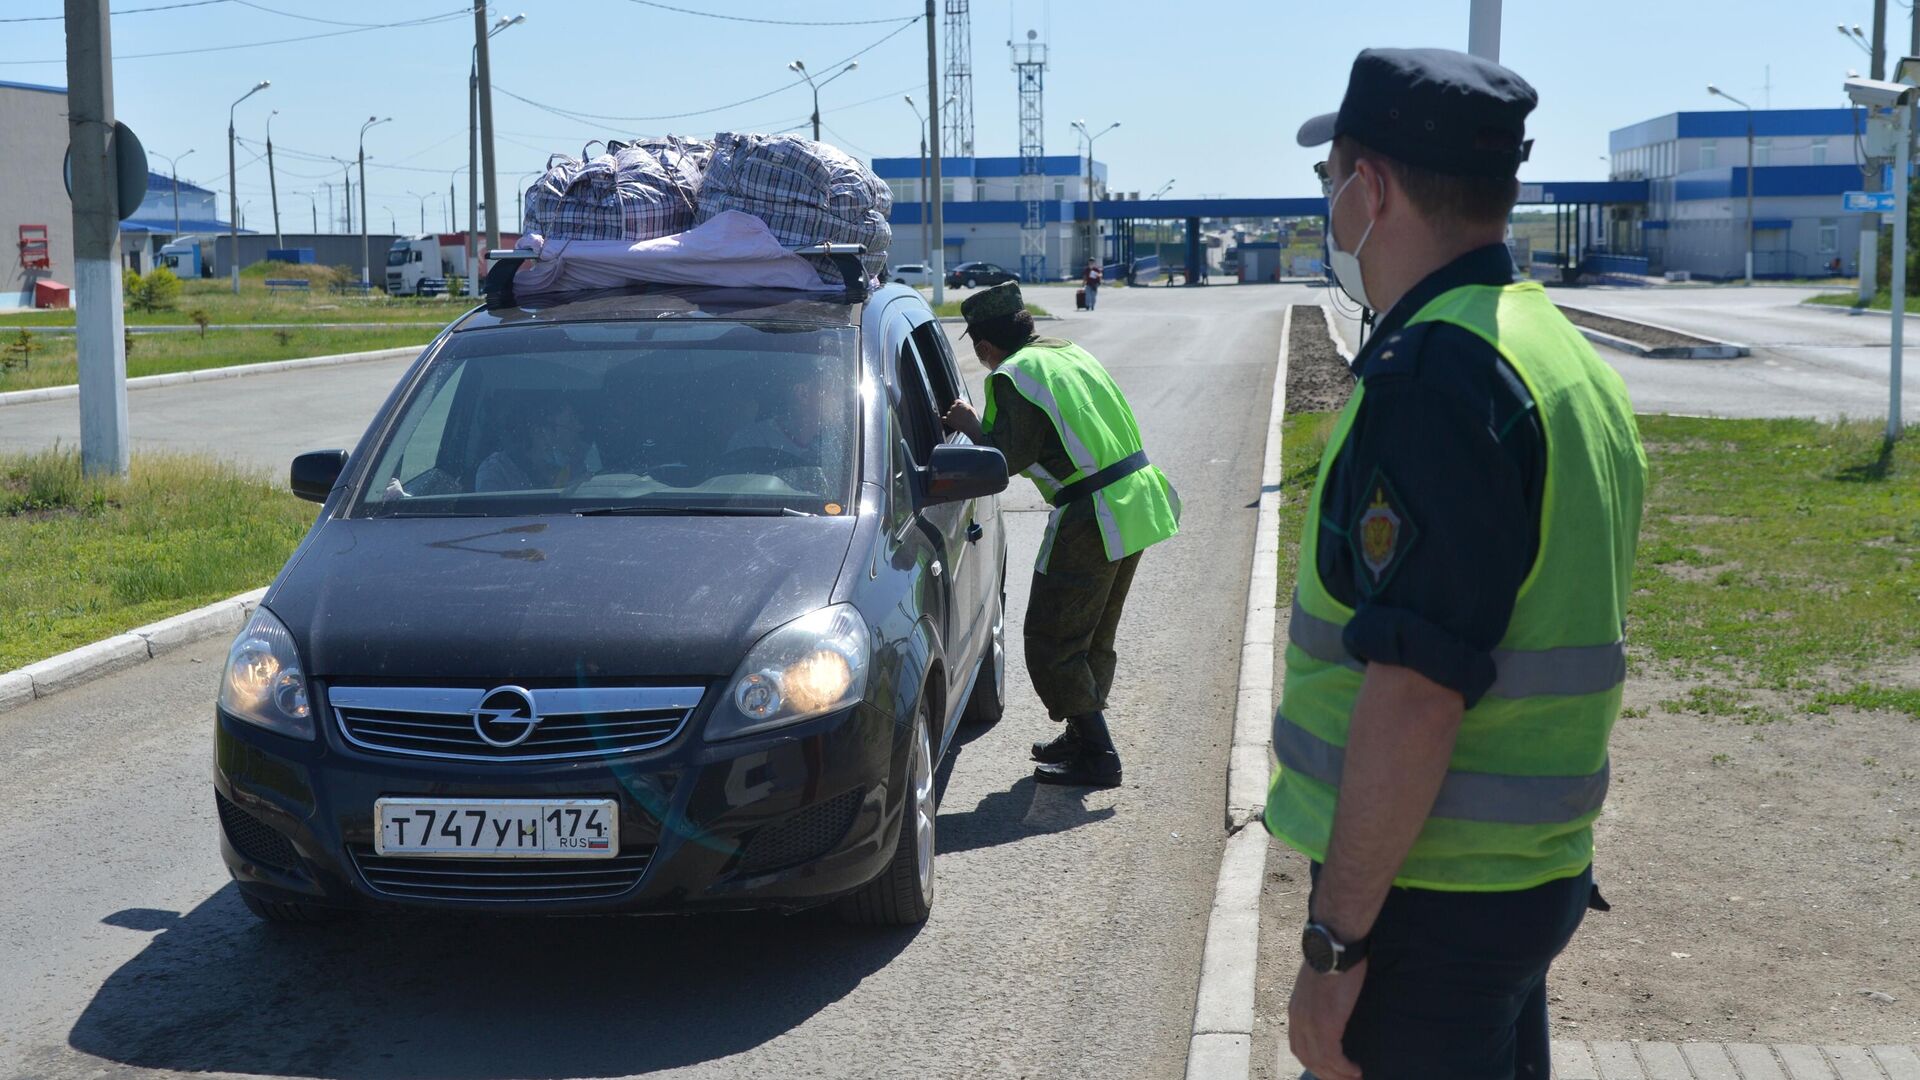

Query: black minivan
[212,279,1009,927]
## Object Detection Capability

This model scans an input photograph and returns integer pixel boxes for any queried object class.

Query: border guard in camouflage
[941,282,1180,788]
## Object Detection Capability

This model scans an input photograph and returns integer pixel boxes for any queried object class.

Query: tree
[128,266,182,312]
[1,328,33,374]
[188,308,211,339]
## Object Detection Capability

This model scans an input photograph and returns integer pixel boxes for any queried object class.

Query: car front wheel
[839,695,936,925]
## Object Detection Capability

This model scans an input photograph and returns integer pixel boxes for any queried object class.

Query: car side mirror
[290,450,348,504]
[922,444,1008,506]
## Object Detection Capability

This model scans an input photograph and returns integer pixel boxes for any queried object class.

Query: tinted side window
[909,318,963,409]
[895,336,940,465]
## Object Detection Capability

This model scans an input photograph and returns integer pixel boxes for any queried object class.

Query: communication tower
[942,1,975,158]
[1010,28,1048,283]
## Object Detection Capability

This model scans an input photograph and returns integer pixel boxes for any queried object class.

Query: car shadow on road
[936,775,1116,856]
[69,887,914,1079]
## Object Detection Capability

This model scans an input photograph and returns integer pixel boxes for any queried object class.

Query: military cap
[1297,47,1537,178]
[959,280,1026,336]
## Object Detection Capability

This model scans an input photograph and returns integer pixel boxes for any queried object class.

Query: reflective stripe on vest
[1271,713,1611,825]
[1287,597,1627,699]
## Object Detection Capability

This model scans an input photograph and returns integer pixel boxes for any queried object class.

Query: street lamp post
[266,109,284,249]
[153,148,193,239]
[1150,179,1175,199]
[227,80,269,293]
[515,171,539,234]
[358,115,391,287]
[1071,120,1119,268]
[788,59,858,141]
[296,191,316,234]
[905,96,931,270]
[1708,84,1755,285]
[471,12,525,298]
[407,190,430,234]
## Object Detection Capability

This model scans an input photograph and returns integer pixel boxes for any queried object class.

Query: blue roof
[1612,108,1861,151]
[0,79,67,95]
[146,170,213,195]
[873,155,1097,180]
[123,217,247,234]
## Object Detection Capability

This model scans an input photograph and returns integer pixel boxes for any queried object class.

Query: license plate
[374,798,619,859]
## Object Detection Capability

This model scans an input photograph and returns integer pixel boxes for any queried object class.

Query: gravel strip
[1286,304,1355,414]
[1558,305,1715,349]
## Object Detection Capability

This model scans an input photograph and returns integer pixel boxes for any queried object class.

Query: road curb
[1557,306,1749,360]
[0,344,424,409]
[1183,303,1289,1080]
[0,586,267,715]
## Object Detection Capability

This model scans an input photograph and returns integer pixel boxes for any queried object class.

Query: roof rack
[480,239,872,312]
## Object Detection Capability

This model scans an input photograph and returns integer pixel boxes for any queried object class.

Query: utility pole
[1890,98,1910,440]
[227,79,268,293]
[266,109,284,248]
[926,0,945,305]
[358,116,388,286]
[1866,0,1890,300]
[63,0,129,477]
[154,148,192,239]
[474,1,501,258]
[1468,0,1501,61]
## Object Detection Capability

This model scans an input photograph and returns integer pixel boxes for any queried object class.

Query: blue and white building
[1606,108,1869,279]
[873,154,1110,277]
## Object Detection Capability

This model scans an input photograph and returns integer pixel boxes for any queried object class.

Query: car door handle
[931,559,943,578]
[967,522,984,544]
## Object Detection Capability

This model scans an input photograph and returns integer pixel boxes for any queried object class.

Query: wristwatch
[1301,921,1371,974]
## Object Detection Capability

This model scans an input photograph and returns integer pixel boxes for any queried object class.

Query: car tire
[961,568,1006,730]
[838,695,936,926]
[239,890,347,926]
[964,275,977,288]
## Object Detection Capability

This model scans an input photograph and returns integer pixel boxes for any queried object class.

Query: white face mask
[1326,171,1377,311]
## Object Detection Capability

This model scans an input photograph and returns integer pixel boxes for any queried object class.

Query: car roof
[450,283,861,333]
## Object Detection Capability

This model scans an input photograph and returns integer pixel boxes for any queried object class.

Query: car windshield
[352,320,860,518]
[386,249,409,267]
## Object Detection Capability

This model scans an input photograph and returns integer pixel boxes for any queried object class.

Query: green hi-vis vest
[983,339,1182,571]
[1265,282,1648,892]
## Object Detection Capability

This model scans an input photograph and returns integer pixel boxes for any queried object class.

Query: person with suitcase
[1082,259,1102,311]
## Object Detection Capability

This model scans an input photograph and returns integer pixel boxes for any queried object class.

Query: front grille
[349,846,655,903]
[734,789,864,876]
[217,790,301,871]
[329,685,701,763]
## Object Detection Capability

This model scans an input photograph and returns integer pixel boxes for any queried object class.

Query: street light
[789,58,858,141]
[295,190,317,234]
[515,171,540,234]
[331,156,353,233]
[358,115,391,286]
[1072,119,1120,267]
[407,190,431,234]
[152,148,193,239]
[1838,23,1872,56]
[1707,83,1755,285]
[266,109,284,249]
[227,79,269,293]
[471,12,526,298]
[1150,179,1176,199]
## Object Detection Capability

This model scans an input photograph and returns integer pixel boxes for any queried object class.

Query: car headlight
[217,607,316,740]
[707,604,871,741]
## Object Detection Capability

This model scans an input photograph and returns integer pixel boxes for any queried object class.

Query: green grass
[0,273,468,328]
[0,326,434,393]
[1275,412,1920,718]
[1804,289,1920,312]
[931,300,1052,318]
[0,448,314,671]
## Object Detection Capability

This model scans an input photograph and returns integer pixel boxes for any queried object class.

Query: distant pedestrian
[1270,47,1648,1080]
[1083,259,1102,310]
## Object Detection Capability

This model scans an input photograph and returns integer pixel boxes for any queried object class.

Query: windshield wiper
[574,505,814,517]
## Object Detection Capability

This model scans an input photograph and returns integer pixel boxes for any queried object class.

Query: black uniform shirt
[1316,243,1546,707]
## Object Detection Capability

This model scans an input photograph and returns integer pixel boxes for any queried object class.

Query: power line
[494,15,921,126]
[621,0,919,27]
[229,0,419,27]
[0,7,467,63]
[0,0,228,22]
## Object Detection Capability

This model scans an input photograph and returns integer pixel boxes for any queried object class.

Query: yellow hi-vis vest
[983,339,1181,570]
[1265,282,1648,891]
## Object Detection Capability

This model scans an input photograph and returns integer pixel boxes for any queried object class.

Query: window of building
[942,178,956,202]
[1052,179,1066,200]
[890,180,917,205]
[1819,220,1838,253]
[1812,138,1828,165]
[1698,140,1717,170]
[974,178,986,201]
[1753,139,1771,167]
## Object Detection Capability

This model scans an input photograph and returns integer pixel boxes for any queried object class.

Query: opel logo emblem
[471,685,541,748]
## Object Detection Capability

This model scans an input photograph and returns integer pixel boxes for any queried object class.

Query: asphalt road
[0,282,1300,1080]
[1327,282,1916,422]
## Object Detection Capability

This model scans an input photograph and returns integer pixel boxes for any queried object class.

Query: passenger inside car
[474,397,601,492]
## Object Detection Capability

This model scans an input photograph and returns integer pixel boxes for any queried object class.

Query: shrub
[128,265,182,312]
[2,328,33,373]
[188,308,211,338]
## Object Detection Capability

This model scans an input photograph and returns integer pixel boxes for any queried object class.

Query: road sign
[1844,190,1897,213]
[63,120,148,222]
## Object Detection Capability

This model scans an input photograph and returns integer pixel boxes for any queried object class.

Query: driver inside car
[723,366,847,492]
[474,398,601,493]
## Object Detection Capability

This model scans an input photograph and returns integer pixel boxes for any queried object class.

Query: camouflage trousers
[1024,514,1143,721]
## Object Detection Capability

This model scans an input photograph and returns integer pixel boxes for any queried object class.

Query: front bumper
[214,697,909,916]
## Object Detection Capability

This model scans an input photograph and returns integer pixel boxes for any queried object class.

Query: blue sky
[0,0,1896,230]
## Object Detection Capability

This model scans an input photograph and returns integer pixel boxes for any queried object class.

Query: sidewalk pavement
[1274,1042,1920,1079]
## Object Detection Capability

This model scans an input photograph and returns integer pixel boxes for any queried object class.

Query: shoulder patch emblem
[1349,469,1418,594]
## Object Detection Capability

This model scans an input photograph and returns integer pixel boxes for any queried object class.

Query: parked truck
[385,232,522,296]
[158,238,203,279]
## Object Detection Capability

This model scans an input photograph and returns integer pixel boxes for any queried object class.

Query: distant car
[889,263,935,287]
[213,280,1011,928]
[945,261,1020,289]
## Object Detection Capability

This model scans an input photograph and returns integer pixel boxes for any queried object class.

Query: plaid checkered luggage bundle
[693,132,892,285]
[522,137,707,243]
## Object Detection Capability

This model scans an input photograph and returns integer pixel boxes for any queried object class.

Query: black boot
[1030,717,1084,764]
[1033,712,1122,788]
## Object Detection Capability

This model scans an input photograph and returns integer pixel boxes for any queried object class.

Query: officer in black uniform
[1279,48,1612,1080]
